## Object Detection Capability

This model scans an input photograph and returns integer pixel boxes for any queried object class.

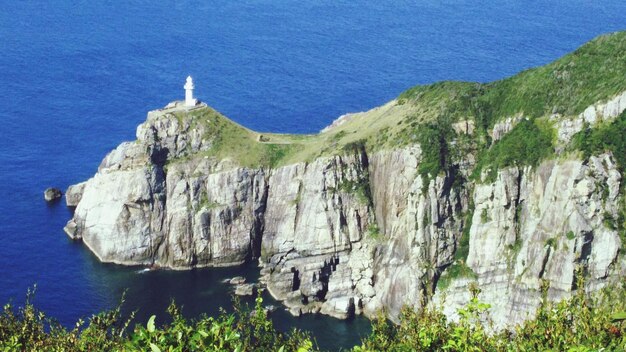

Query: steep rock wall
[65,93,626,324]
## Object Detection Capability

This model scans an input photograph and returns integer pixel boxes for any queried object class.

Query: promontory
[64,31,626,327]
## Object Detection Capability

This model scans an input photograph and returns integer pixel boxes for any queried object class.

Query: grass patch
[507,238,522,254]
[338,177,371,206]
[415,116,456,184]
[165,32,626,177]
[367,223,381,240]
[480,209,489,224]
[454,205,474,264]
[436,262,477,291]
[571,110,626,175]
[472,119,554,182]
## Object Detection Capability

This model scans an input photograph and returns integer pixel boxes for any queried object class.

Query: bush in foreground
[1,278,626,351]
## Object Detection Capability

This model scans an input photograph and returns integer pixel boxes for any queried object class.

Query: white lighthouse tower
[184,76,197,107]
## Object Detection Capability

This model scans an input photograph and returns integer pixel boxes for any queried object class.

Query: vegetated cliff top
[166,30,626,169]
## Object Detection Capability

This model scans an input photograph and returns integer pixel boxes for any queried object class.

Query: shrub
[472,119,554,182]
[572,109,626,175]
[356,276,626,351]
[0,291,315,352]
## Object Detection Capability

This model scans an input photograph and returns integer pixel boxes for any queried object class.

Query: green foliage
[367,223,381,240]
[454,207,473,264]
[604,212,617,231]
[507,238,522,254]
[355,277,626,351]
[397,33,625,186]
[618,201,626,251]
[545,237,557,249]
[398,32,626,136]
[0,291,315,352]
[480,208,489,224]
[4,281,626,351]
[338,177,372,206]
[472,119,554,182]
[566,108,626,248]
[436,262,477,291]
[260,144,295,169]
[480,31,626,120]
[341,139,367,155]
[329,130,347,144]
[415,116,456,185]
[0,286,131,351]
[611,312,626,322]
[196,190,221,211]
[571,109,626,175]
[566,231,576,240]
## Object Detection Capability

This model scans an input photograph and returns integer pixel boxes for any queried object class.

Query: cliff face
[65,89,626,324]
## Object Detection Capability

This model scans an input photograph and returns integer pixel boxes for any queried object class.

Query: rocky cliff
[64,33,626,326]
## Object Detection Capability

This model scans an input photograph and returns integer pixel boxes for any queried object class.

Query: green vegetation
[478,31,626,121]
[437,205,475,291]
[4,279,626,351]
[545,237,557,250]
[0,291,313,352]
[571,110,626,174]
[165,32,626,183]
[436,262,477,291]
[480,208,489,224]
[566,231,576,240]
[507,238,522,255]
[357,278,626,351]
[455,207,473,264]
[571,109,626,248]
[472,119,555,182]
[367,223,381,240]
[338,176,371,206]
[415,116,455,183]
[400,31,626,127]
[191,108,304,169]
[398,32,624,185]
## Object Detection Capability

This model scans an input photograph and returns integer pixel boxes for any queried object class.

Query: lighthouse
[184,76,197,107]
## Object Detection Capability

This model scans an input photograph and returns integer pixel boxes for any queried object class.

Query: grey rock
[44,187,62,202]
[234,283,256,296]
[64,92,626,325]
[229,276,246,285]
[63,219,80,240]
[65,182,86,206]
[288,307,302,317]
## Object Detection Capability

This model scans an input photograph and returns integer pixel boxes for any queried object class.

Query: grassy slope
[172,31,626,169]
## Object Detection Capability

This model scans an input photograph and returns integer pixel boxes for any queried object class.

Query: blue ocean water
[0,1,625,349]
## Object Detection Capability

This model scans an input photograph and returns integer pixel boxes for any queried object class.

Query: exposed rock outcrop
[65,182,86,207]
[44,187,62,202]
[434,154,624,329]
[64,90,626,325]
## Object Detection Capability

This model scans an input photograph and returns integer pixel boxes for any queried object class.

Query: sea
[0,1,625,350]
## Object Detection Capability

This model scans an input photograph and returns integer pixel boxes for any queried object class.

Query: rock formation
[63,33,626,327]
[44,187,62,202]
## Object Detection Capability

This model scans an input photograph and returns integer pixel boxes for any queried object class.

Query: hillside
[63,31,626,328]
[163,31,626,171]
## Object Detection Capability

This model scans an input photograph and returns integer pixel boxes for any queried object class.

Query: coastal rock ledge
[65,89,626,326]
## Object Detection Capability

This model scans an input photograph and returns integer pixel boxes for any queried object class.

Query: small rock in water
[289,307,302,317]
[229,276,246,285]
[44,188,62,202]
[234,283,256,296]
[63,219,81,240]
